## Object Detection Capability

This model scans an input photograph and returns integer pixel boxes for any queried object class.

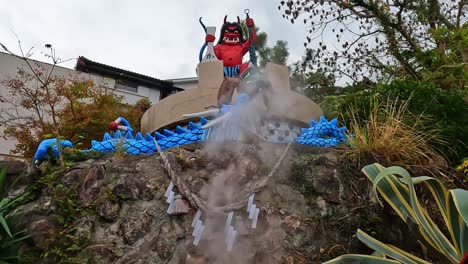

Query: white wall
[169,77,198,90]
[0,52,161,159]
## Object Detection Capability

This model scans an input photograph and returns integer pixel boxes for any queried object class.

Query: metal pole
[244,9,257,67]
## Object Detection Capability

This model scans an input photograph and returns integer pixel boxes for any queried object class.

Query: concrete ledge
[141,88,218,134]
[267,90,323,125]
[141,61,224,134]
[141,61,323,134]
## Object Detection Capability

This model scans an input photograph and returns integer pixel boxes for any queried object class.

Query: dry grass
[341,96,448,175]
[113,137,127,159]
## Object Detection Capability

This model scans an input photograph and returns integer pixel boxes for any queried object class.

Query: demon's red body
[214,42,249,67]
[214,41,252,73]
[206,16,256,76]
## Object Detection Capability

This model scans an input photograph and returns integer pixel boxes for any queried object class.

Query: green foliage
[239,20,289,67]
[0,230,30,264]
[239,20,267,54]
[324,79,468,162]
[341,96,446,173]
[33,168,90,262]
[59,92,150,152]
[131,98,152,130]
[0,167,31,263]
[0,166,27,232]
[259,40,289,67]
[175,153,190,171]
[453,158,468,189]
[325,229,428,264]
[41,223,90,263]
[327,163,468,263]
[416,25,468,89]
[62,148,104,163]
[52,184,83,225]
[457,158,468,177]
[113,137,127,158]
[290,49,338,103]
[2,73,151,159]
[279,0,467,87]
[291,70,338,102]
[379,81,467,159]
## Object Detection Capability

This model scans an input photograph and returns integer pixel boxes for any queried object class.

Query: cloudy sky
[0,0,313,80]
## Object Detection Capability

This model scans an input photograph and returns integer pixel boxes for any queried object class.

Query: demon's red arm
[242,18,257,54]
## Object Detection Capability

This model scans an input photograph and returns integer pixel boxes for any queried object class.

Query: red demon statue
[205,16,256,77]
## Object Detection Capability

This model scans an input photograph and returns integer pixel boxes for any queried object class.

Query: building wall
[169,77,198,90]
[0,52,161,160]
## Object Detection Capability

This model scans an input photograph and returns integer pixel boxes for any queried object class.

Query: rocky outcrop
[0,159,38,190]
[6,143,417,263]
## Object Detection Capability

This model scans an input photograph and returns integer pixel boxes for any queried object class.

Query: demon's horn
[199,17,207,33]
[237,16,240,24]
[224,15,228,24]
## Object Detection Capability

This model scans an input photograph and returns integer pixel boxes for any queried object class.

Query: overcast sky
[0,0,314,80]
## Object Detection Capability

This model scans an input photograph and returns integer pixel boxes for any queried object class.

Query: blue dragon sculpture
[32,94,348,163]
[33,138,73,164]
[296,116,347,147]
[89,119,206,154]
[33,118,207,163]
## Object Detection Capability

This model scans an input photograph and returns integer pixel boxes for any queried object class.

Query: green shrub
[323,79,468,163]
[326,163,468,264]
[0,167,31,263]
[342,97,446,174]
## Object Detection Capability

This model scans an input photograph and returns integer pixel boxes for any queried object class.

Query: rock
[186,254,208,264]
[28,217,59,249]
[120,210,153,244]
[61,167,86,187]
[74,216,94,240]
[285,256,294,264]
[112,175,154,201]
[96,200,121,222]
[169,195,189,215]
[7,185,27,199]
[0,159,27,175]
[0,159,37,186]
[10,143,424,263]
[273,184,307,214]
[81,244,115,263]
[79,164,106,206]
[283,214,301,230]
[6,202,43,231]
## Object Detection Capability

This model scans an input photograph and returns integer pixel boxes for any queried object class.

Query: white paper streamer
[191,210,202,228]
[225,225,234,244]
[226,230,237,252]
[252,208,260,228]
[248,204,256,219]
[247,194,254,212]
[164,181,174,197]
[225,212,233,232]
[167,199,175,214]
[192,220,202,237]
[193,224,205,246]
[166,191,174,204]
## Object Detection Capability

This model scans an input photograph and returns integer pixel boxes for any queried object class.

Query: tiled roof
[76,56,181,92]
